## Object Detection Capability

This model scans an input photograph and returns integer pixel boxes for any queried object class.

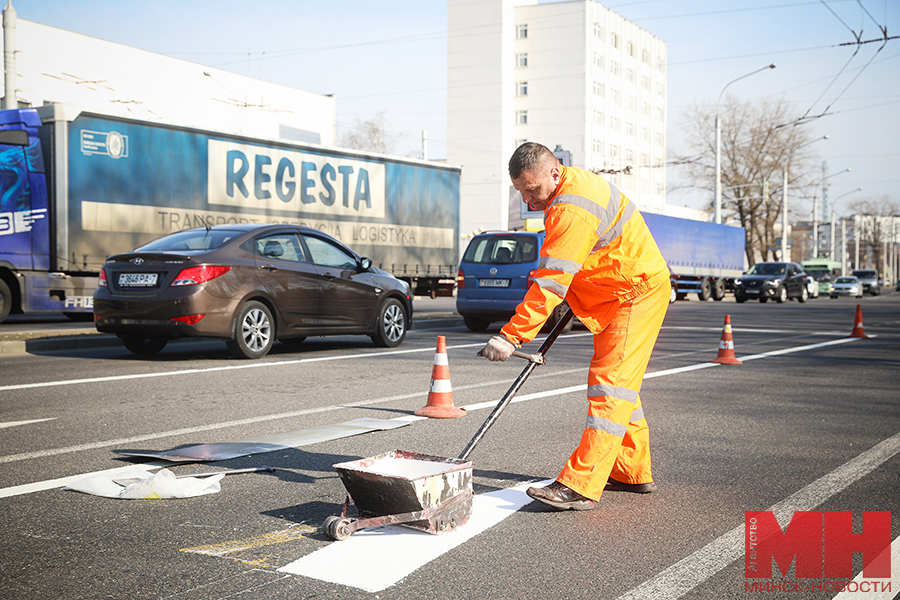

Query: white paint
[0,461,170,499]
[832,536,899,600]
[277,478,551,592]
[347,456,461,480]
[0,417,56,429]
[614,429,900,600]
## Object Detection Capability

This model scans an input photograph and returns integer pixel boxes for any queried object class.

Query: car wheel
[669,284,677,304]
[799,287,808,303]
[464,316,491,332]
[776,287,787,303]
[226,300,275,359]
[759,297,768,303]
[0,278,12,323]
[371,298,407,347]
[735,296,746,304]
[121,335,168,356]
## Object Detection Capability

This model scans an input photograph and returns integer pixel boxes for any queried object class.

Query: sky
[10,0,899,220]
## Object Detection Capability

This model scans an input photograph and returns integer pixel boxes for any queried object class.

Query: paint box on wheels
[328,450,473,538]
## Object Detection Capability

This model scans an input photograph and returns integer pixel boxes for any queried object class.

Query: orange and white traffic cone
[849,304,869,339]
[414,336,467,419]
[711,314,742,365]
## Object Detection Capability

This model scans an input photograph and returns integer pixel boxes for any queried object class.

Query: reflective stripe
[586,383,639,403]
[585,416,627,437]
[547,193,611,221]
[592,201,636,251]
[533,276,569,298]
[433,353,449,366]
[430,379,452,393]
[630,407,644,423]
[538,256,582,274]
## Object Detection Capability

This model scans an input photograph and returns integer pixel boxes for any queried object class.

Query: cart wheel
[325,517,354,541]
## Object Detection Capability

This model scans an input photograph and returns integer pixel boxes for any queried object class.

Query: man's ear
[550,165,561,184]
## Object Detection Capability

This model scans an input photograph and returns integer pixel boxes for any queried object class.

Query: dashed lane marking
[0,418,56,429]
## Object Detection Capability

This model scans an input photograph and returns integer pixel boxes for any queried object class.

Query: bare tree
[848,195,900,272]
[340,112,394,155]
[672,97,822,265]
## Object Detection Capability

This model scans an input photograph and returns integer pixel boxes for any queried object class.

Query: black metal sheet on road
[112,417,411,462]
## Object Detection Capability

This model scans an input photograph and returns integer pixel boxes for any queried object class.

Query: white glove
[478,335,517,362]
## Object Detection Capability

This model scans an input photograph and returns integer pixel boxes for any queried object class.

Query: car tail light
[527,269,539,289]
[457,269,465,290]
[98,268,108,287]
[171,265,231,287]
[171,314,205,325]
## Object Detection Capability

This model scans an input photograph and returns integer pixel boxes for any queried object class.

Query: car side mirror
[359,257,372,272]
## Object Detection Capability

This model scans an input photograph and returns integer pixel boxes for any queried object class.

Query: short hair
[509,142,556,179]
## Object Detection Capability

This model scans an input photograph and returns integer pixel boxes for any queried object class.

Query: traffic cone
[711,315,742,365]
[849,304,869,339]
[415,336,467,419]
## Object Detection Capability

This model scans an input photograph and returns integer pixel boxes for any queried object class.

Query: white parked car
[830,276,863,299]
[805,275,819,299]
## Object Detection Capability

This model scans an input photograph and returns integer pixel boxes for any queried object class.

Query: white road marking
[277,478,551,592]
[0,417,56,429]
[0,461,170,499]
[832,536,899,599]
[614,429,900,600]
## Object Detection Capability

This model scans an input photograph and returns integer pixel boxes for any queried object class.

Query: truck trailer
[0,105,460,323]
[642,213,745,301]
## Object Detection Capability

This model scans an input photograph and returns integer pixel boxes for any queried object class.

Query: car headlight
[764,279,779,287]
[734,278,742,286]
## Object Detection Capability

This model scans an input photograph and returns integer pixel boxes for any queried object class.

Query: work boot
[604,477,657,494]
[526,480,595,510]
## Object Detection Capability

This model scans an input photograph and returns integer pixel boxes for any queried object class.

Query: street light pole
[827,186,862,262]
[780,134,829,262]
[714,63,776,225]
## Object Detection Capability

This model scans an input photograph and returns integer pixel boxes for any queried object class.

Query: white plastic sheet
[64,467,224,499]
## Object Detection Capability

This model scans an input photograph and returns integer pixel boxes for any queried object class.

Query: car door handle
[261,264,278,272]
[323,273,335,280]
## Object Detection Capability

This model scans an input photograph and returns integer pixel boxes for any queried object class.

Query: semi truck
[642,213,746,301]
[0,104,460,323]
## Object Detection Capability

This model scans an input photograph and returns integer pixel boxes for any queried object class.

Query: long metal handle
[459,308,575,461]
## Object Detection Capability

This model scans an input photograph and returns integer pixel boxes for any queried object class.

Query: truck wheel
[464,316,491,332]
[371,298,407,347]
[698,278,712,301]
[712,279,726,301]
[121,335,168,356]
[226,301,275,359]
[0,278,11,323]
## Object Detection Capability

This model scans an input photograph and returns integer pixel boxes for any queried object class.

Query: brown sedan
[93,224,413,358]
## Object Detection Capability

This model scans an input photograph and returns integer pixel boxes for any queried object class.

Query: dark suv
[851,269,881,296]
[456,231,572,332]
[734,261,809,304]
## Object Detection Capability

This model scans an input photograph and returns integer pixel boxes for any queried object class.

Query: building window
[593,23,603,39]
[516,81,528,96]
[657,82,665,96]
[610,61,620,76]
[642,127,650,141]
[611,88,620,104]
[593,110,604,125]
[515,138,528,147]
[593,53,604,69]
[610,116,620,131]
[593,81,604,97]
[642,49,651,64]
[641,153,649,166]
[655,132,664,146]
[656,106,664,121]
[592,139,603,154]
[642,102,650,116]
[625,148,634,161]
[641,75,650,90]
[610,32,620,49]
[610,144,620,159]
[626,122,635,136]
[627,95,635,109]
[626,68,635,83]
[627,41,635,57]
[516,53,528,68]
[656,56,665,72]
[516,24,528,39]
[516,110,528,125]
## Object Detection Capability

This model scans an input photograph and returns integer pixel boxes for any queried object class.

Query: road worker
[478,142,671,510]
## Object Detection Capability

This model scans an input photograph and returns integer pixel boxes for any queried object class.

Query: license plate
[479,279,510,288]
[744,289,759,295]
[118,273,158,287]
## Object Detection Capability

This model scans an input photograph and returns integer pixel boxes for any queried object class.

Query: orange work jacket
[501,166,669,345]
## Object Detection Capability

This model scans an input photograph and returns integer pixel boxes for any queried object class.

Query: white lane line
[277,478,551,592]
[0,418,57,429]
[832,536,899,599]
[0,460,171,499]
[614,429,900,600]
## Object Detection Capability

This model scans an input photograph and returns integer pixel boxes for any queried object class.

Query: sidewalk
[0,296,463,356]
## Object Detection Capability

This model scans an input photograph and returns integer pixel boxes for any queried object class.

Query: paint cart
[323,309,574,541]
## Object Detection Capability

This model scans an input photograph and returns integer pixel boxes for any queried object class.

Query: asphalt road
[1,293,898,600]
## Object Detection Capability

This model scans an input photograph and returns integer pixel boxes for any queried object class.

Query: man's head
[509,142,560,211]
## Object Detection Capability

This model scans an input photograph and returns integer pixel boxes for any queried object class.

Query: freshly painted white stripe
[0,418,56,429]
[277,478,552,592]
[831,536,899,600]
[738,336,862,361]
[0,460,170,499]
[614,429,900,600]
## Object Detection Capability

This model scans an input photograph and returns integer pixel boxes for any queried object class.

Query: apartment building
[448,0,667,237]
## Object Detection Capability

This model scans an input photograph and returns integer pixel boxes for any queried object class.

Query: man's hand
[478,335,517,362]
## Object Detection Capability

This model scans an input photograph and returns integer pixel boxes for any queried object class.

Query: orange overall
[501,166,670,501]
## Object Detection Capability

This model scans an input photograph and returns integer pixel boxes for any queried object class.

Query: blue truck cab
[456,230,572,333]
